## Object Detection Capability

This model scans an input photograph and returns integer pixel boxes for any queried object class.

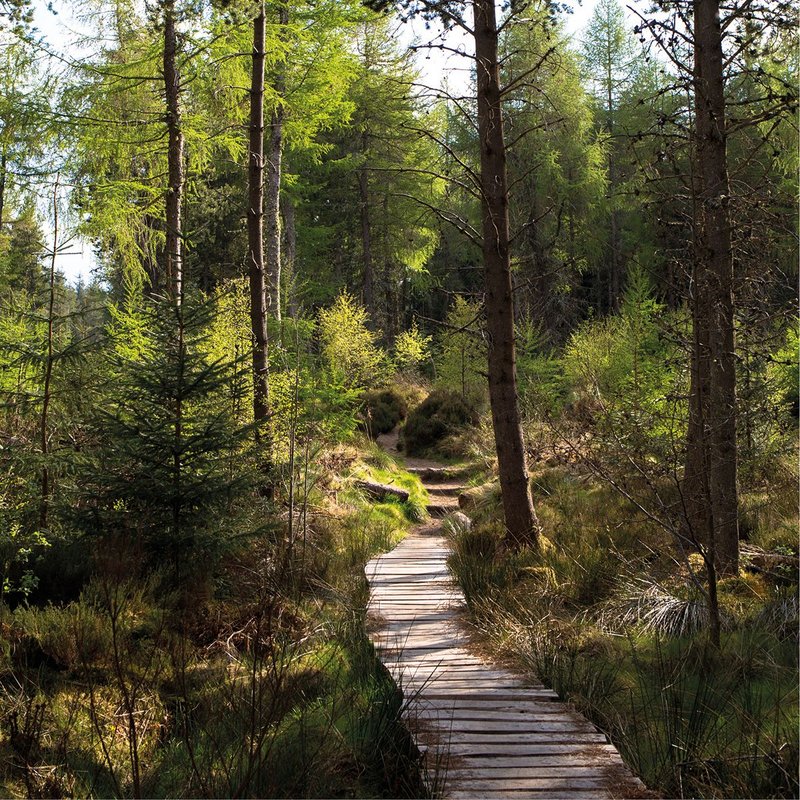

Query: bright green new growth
[393,321,431,374]
[318,291,388,389]
[434,296,487,407]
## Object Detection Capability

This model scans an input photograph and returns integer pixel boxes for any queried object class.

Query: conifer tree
[84,292,251,577]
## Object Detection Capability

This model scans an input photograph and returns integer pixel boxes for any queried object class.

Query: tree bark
[266,3,288,322]
[281,193,298,317]
[359,134,375,312]
[163,0,184,302]
[605,30,621,311]
[40,178,59,531]
[248,2,272,497]
[684,0,738,577]
[0,150,6,230]
[473,0,540,548]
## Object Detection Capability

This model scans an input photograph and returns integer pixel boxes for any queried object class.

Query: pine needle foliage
[80,292,254,577]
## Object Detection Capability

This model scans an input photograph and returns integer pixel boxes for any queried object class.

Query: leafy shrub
[400,389,479,456]
[393,322,431,375]
[318,292,388,390]
[359,388,408,438]
[433,297,487,406]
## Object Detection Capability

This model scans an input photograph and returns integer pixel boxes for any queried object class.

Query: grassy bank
[445,459,798,799]
[0,440,429,799]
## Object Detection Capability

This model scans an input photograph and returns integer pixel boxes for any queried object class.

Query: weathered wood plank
[365,469,647,800]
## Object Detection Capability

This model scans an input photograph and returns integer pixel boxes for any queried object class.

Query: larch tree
[247,0,273,493]
[581,0,641,310]
[501,10,606,342]
[347,14,441,337]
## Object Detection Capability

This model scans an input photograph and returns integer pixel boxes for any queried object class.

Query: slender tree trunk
[163,0,184,302]
[281,194,298,317]
[382,194,395,339]
[473,0,539,548]
[606,38,621,310]
[0,150,6,230]
[248,2,273,497]
[359,134,375,312]
[684,0,738,576]
[266,3,288,322]
[40,178,59,531]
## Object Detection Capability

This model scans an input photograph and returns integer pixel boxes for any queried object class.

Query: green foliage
[393,321,431,375]
[0,492,48,603]
[768,319,799,420]
[433,296,487,407]
[81,292,253,575]
[318,291,388,389]
[400,389,479,457]
[561,265,685,460]
[516,320,567,416]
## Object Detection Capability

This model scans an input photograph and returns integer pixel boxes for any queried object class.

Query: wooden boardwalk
[365,462,647,799]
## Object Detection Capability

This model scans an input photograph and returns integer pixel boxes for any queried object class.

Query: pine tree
[82,292,252,578]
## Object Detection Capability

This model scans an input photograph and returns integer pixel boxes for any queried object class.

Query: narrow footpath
[365,434,647,799]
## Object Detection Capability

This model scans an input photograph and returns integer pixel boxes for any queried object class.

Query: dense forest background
[0,0,797,795]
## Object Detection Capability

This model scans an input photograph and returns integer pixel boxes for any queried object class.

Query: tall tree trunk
[606,35,621,310]
[266,3,288,322]
[163,0,184,302]
[248,2,273,497]
[40,178,59,531]
[0,150,6,230]
[473,0,540,548]
[684,0,738,577]
[382,194,395,339]
[359,134,374,312]
[281,193,298,317]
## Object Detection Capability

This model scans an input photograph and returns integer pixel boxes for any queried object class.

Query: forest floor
[366,432,650,799]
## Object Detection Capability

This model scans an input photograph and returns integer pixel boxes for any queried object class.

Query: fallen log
[356,480,409,503]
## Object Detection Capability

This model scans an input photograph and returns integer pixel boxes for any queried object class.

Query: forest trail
[365,433,647,799]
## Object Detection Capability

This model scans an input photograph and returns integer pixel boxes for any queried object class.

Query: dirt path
[365,438,647,799]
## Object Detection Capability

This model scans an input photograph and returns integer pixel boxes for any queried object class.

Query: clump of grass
[596,578,717,637]
[400,390,480,457]
[348,460,429,525]
[445,458,799,799]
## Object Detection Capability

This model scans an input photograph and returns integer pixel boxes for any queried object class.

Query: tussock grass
[445,461,799,799]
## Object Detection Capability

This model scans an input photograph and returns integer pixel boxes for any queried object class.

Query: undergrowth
[446,460,799,799]
[0,443,431,799]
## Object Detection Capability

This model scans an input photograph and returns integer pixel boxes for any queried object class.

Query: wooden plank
[447,766,614,778]
[366,490,645,800]
[414,717,600,733]
[440,743,618,756]
[447,778,609,791]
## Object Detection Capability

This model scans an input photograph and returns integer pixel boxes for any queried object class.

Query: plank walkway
[365,453,648,799]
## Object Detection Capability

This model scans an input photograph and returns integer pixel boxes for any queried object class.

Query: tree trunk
[606,34,621,311]
[163,0,184,302]
[40,178,59,531]
[266,3,288,322]
[0,150,6,230]
[359,137,374,312]
[248,2,273,497]
[684,0,738,577]
[281,193,298,317]
[473,0,540,548]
